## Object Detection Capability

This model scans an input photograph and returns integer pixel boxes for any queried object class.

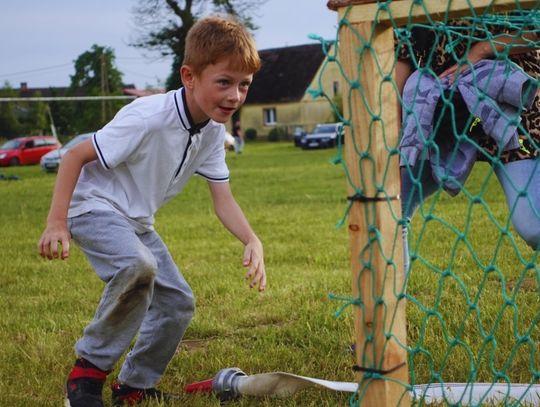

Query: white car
[40,132,93,172]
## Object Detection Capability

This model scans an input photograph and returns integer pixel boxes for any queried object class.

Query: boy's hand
[243,238,266,291]
[38,220,71,260]
[439,41,490,83]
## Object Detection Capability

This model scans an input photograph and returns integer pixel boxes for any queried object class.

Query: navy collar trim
[174,88,210,136]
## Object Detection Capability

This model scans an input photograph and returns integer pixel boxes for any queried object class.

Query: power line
[0,63,73,78]
[1,56,160,78]
[0,58,170,88]
[0,96,136,102]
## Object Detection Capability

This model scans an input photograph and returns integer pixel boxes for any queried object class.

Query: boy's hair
[183,16,261,75]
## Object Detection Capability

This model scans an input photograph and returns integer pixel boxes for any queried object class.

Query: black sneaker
[111,382,180,405]
[65,358,109,407]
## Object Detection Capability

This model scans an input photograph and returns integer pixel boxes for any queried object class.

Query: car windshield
[314,125,336,134]
[1,139,22,149]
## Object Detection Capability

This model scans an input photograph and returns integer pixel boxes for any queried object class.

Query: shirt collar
[174,88,210,136]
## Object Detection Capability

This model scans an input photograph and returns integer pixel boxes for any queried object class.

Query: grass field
[0,142,538,406]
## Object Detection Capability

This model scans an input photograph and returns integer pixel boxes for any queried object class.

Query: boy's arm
[207,181,266,291]
[439,31,539,81]
[38,139,98,260]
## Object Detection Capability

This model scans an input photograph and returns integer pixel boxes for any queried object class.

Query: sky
[0,0,339,89]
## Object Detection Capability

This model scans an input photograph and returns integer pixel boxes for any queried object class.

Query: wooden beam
[339,18,410,407]
[328,0,540,25]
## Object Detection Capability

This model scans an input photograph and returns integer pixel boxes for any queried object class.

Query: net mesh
[315,2,540,406]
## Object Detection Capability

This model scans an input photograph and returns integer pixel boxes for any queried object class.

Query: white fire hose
[184,367,540,405]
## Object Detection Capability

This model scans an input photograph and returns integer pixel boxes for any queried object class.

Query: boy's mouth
[219,106,236,114]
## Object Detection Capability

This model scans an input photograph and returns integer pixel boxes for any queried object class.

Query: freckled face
[182,59,253,124]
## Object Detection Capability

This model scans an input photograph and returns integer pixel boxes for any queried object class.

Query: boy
[38,16,266,407]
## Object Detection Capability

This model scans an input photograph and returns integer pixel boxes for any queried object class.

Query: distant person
[232,119,245,154]
[38,16,266,407]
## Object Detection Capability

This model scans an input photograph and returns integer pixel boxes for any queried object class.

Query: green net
[315,1,540,406]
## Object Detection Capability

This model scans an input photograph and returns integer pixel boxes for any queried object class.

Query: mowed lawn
[0,142,537,406]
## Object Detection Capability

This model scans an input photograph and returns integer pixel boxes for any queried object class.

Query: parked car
[40,132,93,172]
[0,136,61,167]
[300,122,343,149]
[292,126,307,147]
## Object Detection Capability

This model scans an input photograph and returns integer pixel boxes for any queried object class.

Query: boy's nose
[228,87,241,103]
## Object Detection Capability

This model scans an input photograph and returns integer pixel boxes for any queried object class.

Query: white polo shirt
[68,88,229,232]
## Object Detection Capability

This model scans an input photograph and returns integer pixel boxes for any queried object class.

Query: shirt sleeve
[196,129,230,183]
[93,104,148,170]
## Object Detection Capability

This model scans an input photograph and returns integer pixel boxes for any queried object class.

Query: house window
[263,108,277,126]
[333,81,340,96]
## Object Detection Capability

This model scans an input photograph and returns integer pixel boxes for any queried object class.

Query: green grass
[0,143,538,406]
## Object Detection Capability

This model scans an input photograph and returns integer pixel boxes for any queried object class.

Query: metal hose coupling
[212,367,248,402]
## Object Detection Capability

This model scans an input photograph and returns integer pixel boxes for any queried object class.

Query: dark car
[0,136,61,166]
[40,132,93,172]
[300,123,343,149]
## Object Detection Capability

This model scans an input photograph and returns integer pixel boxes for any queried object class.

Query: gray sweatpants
[68,210,195,388]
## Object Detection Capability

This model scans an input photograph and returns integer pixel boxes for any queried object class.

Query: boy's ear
[180,65,195,89]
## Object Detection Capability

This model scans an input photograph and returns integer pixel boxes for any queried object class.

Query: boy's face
[182,58,253,124]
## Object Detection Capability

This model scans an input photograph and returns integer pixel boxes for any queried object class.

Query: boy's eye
[218,79,230,86]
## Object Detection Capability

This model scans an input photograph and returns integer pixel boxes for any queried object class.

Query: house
[238,42,341,138]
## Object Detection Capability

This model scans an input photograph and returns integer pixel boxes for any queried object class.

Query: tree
[19,90,49,135]
[69,45,127,132]
[0,83,22,138]
[49,88,77,138]
[0,84,51,138]
[130,0,266,90]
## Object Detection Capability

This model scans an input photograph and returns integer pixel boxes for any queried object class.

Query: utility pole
[46,104,58,139]
[100,52,111,123]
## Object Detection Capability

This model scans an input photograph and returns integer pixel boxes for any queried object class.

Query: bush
[267,126,288,142]
[245,128,257,141]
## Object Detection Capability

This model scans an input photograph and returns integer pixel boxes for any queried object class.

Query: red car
[0,136,61,166]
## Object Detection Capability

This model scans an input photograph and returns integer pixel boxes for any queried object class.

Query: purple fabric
[400,59,538,195]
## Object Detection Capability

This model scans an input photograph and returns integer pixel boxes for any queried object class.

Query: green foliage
[48,92,77,137]
[69,44,127,131]
[166,57,184,91]
[0,85,50,138]
[267,126,288,142]
[245,127,257,141]
[0,84,22,137]
[29,91,48,133]
[70,45,123,91]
